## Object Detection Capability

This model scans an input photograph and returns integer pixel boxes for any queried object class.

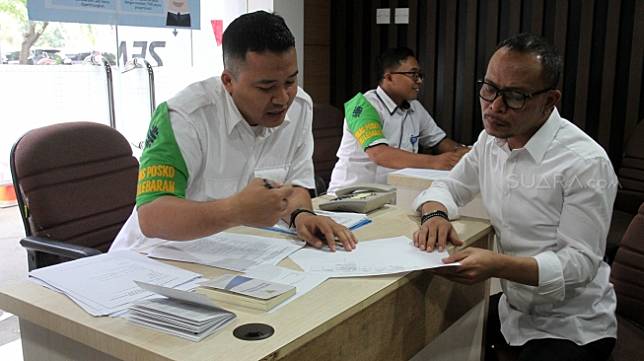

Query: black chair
[10,122,139,270]
[606,120,644,264]
[609,202,644,361]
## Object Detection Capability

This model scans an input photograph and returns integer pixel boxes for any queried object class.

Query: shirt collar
[522,108,562,163]
[375,86,412,115]
[493,108,562,163]
[222,83,290,138]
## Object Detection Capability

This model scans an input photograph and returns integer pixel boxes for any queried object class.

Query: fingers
[275,185,294,199]
[415,218,459,252]
[335,226,357,251]
[297,226,323,248]
[296,216,357,252]
[449,227,463,246]
[414,223,435,251]
[436,224,449,251]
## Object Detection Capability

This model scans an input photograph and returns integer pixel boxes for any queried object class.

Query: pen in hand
[262,178,274,189]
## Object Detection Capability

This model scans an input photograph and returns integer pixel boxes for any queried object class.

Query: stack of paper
[28,250,202,316]
[128,282,236,342]
[265,210,372,235]
[147,232,305,272]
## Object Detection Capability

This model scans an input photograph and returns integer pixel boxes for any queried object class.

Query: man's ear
[543,89,561,114]
[221,70,234,94]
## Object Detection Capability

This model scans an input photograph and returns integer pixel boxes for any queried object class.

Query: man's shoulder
[167,77,224,116]
[294,86,313,107]
[555,118,610,162]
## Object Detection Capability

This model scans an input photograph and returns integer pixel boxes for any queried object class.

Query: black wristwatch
[420,210,449,225]
[289,208,316,228]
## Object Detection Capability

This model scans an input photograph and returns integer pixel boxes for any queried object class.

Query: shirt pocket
[254,165,289,184]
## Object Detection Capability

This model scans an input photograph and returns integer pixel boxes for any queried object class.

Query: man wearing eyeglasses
[327,47,468,194]
[413,33,617,361]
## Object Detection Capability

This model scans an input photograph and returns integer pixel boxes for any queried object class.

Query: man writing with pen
[109,11,357,252]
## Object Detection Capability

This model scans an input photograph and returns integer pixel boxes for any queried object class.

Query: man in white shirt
[111,11,356,252]
[327,47,468,194]
[413,33,617,360]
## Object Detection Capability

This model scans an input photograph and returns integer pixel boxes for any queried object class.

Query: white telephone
[319,183,396,213]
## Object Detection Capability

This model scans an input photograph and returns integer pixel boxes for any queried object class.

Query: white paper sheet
[28,250,202,316]
[147,232,305,271]
[289,236,459,277]
[390,168,450,180]
[243,264,329,312]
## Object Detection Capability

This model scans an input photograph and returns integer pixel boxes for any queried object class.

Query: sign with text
[28,0,201,29]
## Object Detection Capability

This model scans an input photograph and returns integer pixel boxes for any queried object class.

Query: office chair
[609,202,644,360]
[605,119,644,264]
[312,103,343,189]
[10,122,139,270]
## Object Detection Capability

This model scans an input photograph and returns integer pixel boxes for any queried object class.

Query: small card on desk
[198,274,296,311]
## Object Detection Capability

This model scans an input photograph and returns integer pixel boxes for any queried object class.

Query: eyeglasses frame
[476,79,554,110]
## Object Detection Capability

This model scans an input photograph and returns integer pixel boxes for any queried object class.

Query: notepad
[198,274,296,312]
[127,281,236,342]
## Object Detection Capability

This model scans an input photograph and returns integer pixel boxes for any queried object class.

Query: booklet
[198,274,296,312]
[127,281,236,342]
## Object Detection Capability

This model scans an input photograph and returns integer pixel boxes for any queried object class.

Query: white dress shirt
[414,108,618,345]
[110,77,315,251]
[328,87,446,193]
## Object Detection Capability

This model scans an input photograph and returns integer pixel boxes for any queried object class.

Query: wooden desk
[0,206,493,361]
[387,171,489,219]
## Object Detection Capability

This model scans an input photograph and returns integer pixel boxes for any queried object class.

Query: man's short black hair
[222,11,295,72]
[377,47,416,81]
[496,33,562,89]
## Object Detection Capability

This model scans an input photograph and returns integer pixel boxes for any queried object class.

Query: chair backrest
[312,103,344,186]
[615,120,644,213]
[610,202,644,325]
[10,122,139,267]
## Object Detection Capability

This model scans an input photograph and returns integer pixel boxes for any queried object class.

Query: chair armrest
[20,236,103,260]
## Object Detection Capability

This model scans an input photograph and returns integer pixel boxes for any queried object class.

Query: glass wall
[0,1,272,182]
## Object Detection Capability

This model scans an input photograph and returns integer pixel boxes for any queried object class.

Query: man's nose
[489,94,506,112]
[272,87,289,105]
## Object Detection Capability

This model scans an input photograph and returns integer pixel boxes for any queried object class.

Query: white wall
[272,0,304,85]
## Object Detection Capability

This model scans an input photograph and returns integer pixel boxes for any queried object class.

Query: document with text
[29,250,202,316]
[289,236,459,277]
[243,264,329,312]
[147,232,305,271]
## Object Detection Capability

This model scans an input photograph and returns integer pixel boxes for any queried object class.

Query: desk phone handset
[319,183,396,213]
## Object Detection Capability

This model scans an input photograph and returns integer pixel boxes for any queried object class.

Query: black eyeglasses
[390,71,424,82]
[477,79,553,110]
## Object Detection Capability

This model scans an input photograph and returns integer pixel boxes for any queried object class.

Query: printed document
[243,264,329,312]
[147,232,305,271]
[289,236,459,277]
[29,250,202,316]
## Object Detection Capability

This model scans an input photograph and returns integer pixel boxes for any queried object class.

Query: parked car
[29,49,62,65]
[3,51,21,64]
